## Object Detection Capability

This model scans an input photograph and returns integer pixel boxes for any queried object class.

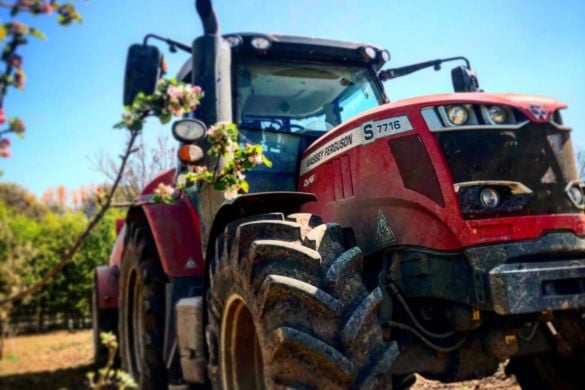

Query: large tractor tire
[92,277,119,369]
[118,222,168,390]
[507,351,585,390]
[206,213,399,389]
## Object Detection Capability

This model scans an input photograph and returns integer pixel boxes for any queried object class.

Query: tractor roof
[176,32,388,82]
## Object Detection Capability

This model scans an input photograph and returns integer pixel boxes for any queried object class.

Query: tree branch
[0,34,22,108]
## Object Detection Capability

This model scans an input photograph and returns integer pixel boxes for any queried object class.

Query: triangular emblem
[185,258,197,269]
[376,210,396,244]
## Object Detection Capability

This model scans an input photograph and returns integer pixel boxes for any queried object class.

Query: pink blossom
[1,148,11,158]
[11,22,27,35]
[154,183,174,198]
[194,165,207,174]
[166,85,182,101]
[167,105,183,117]
[42,3,53,14]
[248,153,264,165]
[14,71,25,89]
[1,138,11,148]
[224,142,237,154]
[11,56,23,69]
[122,112,133,124]
[192,85,202,94]
[0,108,5,125]
[224,186,239,200]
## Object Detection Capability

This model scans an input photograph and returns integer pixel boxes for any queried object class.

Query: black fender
[205,191,317,261]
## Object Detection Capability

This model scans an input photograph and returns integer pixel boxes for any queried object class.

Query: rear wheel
[118,222,168,390]
[206,213,399,389]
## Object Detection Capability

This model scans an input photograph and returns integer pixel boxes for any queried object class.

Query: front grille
[435,123,582,218]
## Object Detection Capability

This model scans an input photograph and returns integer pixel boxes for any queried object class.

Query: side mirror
[451,66,480,92]
[123,44,163,106]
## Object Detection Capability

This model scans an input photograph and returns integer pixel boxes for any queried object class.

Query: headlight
[361,46,377,61]
[480,188,500,208]
[251,37,271,50]
[225,35,243,48]
[172,119,207,143]
[447,105,469,125]
[488,105,507,124]
[380,49,391,63]
[568,186,584,207]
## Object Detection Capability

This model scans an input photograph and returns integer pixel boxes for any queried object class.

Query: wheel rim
[125,268,143,378]
[221,295,265,390]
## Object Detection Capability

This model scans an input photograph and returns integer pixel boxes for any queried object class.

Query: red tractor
[93,1,585,389]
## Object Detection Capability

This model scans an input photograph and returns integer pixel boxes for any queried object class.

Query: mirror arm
[143,34,192,54]
[379,56,471,81]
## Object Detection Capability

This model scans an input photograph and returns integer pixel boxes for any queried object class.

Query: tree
[0,182,122,335]
[0,197,38,357]
[0,182,48,218]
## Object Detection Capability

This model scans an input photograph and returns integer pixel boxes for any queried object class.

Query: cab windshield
[235,59,383,135]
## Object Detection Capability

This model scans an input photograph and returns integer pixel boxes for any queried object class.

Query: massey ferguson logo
[528,104,549,121]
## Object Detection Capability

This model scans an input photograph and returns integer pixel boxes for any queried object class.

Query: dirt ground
[0,330,93,389]
[414,367,520,390]
[0,330,520,389]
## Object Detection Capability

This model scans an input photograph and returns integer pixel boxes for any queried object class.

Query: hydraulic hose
[388,282,456,339]
[387,321,469,353]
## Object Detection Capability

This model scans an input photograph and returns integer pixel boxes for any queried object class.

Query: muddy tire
[507,351,585,390]
[118,222,168,390]
[206,212,399,389]
[92,279,119,369]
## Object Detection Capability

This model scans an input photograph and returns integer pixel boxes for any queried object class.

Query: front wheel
[507,350,585,390]
[206,213,399,389]
[118,222,168,390]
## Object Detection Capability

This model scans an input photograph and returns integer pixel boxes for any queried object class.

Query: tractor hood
[362,92,567,125]
[301,92,569,163]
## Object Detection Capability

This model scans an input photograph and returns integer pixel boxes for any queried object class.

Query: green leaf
[240,180,249,193]
[130,122,143,132]
[28,28,46,40]
[263,156,272,168]
[159,111,172,125]
[0,25,7,41]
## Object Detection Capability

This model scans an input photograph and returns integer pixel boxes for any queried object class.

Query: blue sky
[1,0,584,195]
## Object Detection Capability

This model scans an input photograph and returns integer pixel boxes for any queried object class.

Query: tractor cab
[167,33,389,191]
[218,33,388,191]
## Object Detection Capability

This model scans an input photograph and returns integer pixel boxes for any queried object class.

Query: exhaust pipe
[196,0,219,35]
